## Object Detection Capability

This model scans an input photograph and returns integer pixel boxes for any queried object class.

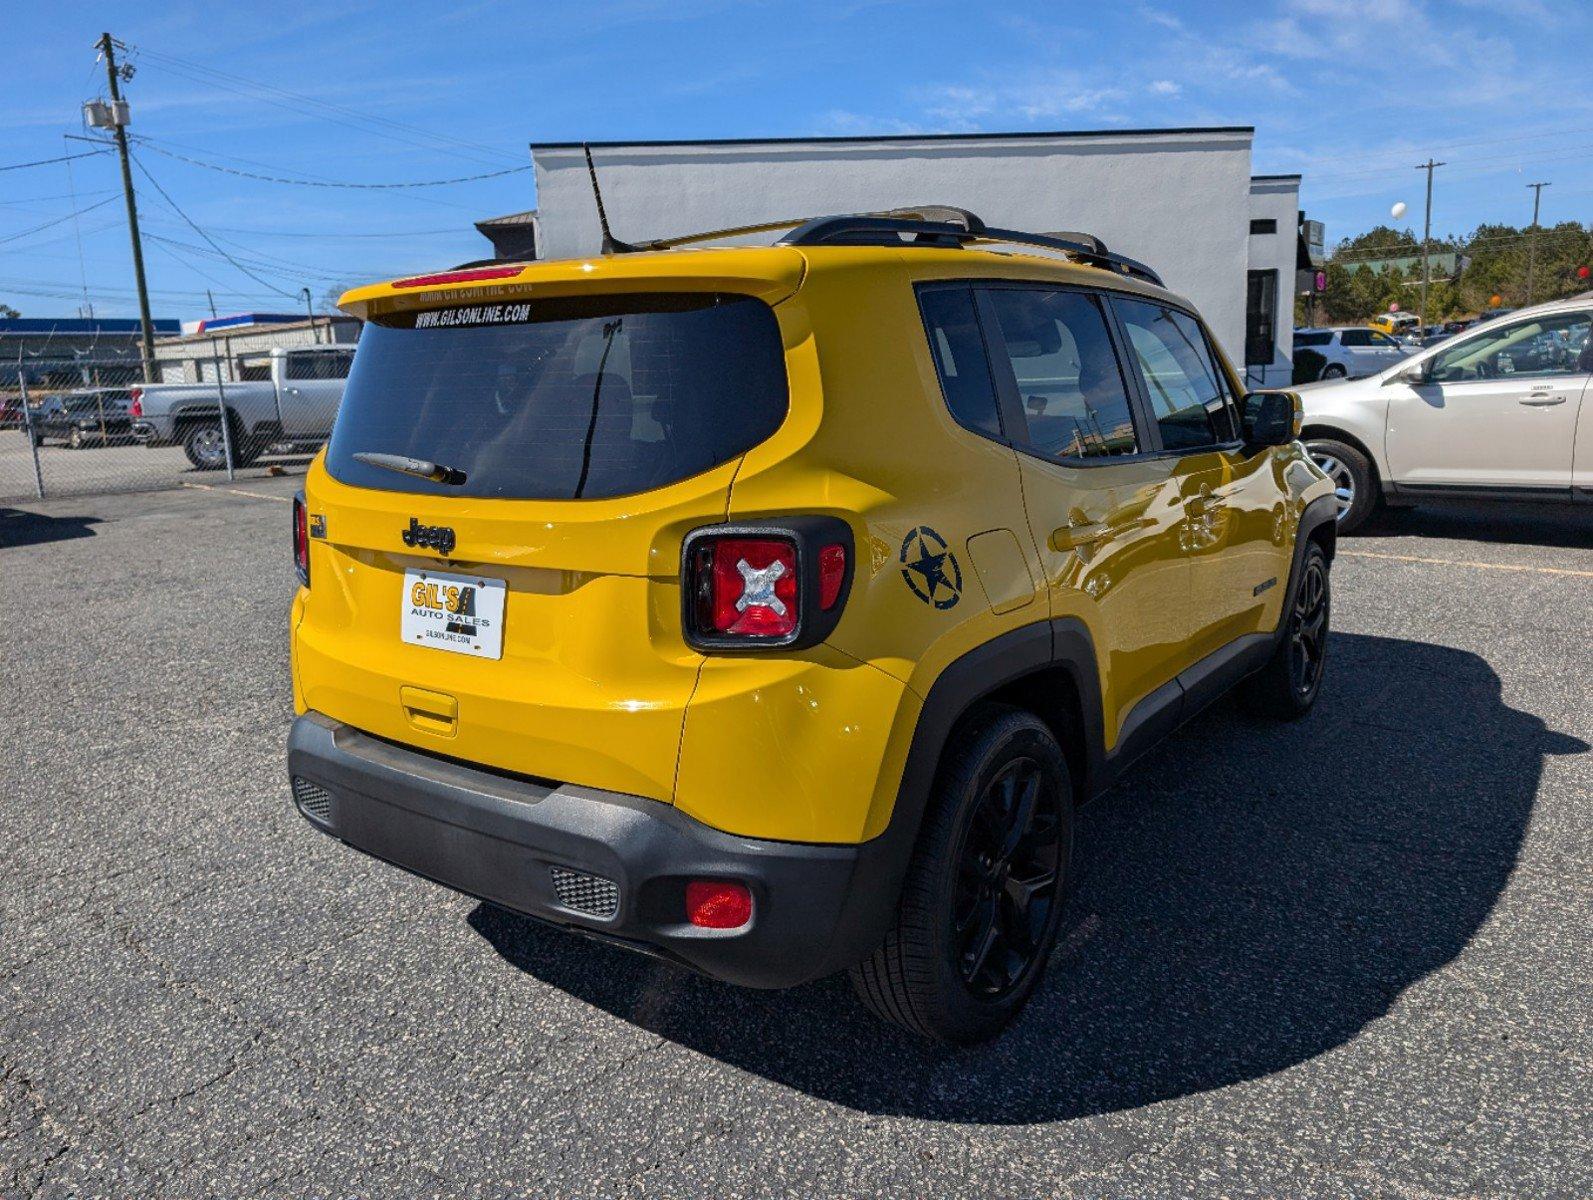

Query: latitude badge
[899,525,962,610]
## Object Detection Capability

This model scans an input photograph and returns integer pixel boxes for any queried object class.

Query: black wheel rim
[951,757,1062,998]
[1289,558,1329,698]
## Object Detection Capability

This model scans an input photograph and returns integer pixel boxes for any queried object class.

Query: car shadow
[0,508,101,549]
[469,632,1584,1124]
[1358,500,1593,549]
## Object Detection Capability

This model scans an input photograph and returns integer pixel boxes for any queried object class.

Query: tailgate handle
[399,686,458,737]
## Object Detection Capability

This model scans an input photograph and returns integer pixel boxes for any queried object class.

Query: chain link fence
[2,354,329,502]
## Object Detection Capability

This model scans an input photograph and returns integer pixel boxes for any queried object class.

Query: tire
[232,431,266,468]
[1239,541,1331,720]
[1305,437,1377,534]
[850,706,1073,1044]
[1321,363,1348,379]
[182,421,230,471]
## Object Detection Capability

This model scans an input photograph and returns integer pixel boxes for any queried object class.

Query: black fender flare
[827,617,1103,973]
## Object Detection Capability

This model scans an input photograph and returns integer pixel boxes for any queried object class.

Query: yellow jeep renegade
[288,207,1336,1043]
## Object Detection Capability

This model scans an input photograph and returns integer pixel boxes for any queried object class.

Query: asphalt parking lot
[3,480,1590,1198]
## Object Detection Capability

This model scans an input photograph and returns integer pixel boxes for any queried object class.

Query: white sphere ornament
[1391,201,1408,219]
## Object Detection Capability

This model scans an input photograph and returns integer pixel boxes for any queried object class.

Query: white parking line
[1339,549,1593,579]
[181,481,293,504]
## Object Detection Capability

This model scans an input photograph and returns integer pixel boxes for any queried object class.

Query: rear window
[325,292,788,500]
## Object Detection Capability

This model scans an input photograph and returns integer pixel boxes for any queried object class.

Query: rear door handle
[1051,522,1108,551]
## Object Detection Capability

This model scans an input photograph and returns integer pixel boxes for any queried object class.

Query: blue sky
[4,0,1589,319]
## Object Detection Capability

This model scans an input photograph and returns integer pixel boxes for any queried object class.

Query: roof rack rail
[778,210,1164,286]
[626,205,989,254]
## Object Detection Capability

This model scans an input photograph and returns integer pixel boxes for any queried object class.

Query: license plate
[401,569,506,660]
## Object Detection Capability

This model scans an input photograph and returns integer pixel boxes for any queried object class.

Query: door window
[1338,329,1376,348]
[917,287,1003,439]
[983,288,1140,460]
[1113,298,1236,450]
[1428,311,1592,381]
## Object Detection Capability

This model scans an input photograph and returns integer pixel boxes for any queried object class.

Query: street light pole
[1415,158,1445,328]
[300,287,319,343]
[1525,181,1550,305]
[97,32,156,383]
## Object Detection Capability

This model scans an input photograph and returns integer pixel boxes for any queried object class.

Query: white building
[529,128,1308,384]
[1246,173,1304,388]
[153,313,360,384]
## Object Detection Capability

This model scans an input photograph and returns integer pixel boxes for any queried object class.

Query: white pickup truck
[131,344,355,469]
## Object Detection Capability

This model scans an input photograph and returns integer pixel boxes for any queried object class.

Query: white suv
[1294,326,1413,381]
[1297,295,1593,530]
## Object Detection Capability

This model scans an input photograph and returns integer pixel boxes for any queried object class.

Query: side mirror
[1241,391,1298,449]
[1387,362,1427,386]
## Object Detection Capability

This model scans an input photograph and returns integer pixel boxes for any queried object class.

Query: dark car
[27,389,135,448]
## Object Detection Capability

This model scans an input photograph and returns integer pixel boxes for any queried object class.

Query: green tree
[0,303,18,319]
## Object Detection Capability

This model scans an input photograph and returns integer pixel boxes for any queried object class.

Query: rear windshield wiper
[352,451,467,486]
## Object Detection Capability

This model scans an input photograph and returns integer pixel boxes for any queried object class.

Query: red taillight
[682,520,852,651]
[292,495,310,587]
[391,266,524,289]
[702,537,799,638]
[818,543,847,610]
[685,880,753,929]
[128,387,143,418]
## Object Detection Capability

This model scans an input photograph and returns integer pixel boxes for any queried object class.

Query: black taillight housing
[292,492,310,587]
[681,516,854,652]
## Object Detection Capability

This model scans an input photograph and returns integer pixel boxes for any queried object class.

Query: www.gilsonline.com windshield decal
[407,302,539,329]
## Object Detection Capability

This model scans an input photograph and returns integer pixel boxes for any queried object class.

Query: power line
[0,196,120,246]
[0,148,115,172]
[128,152,297,299]
[131,136,533,189]
[194,223,465,239]
[124,43,521,169]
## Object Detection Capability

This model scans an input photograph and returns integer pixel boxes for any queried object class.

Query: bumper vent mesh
[549,866,619,919]
[291,775,333,822]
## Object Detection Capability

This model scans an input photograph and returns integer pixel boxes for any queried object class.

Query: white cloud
[1149,79,1182,97]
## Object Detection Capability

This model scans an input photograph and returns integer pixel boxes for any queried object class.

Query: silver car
[1293,326,1412,381]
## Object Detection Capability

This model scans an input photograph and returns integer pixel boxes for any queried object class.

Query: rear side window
[918,287,1002,439]
[287,350,355,380]
[985,288,1140,460]
[1113,298,1235,451]
[325,293,788,500]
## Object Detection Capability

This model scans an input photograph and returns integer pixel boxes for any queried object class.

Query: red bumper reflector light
[391,266,523,289]
[128,387,143,418]
[686,880,753,929]
[818,543,847,610]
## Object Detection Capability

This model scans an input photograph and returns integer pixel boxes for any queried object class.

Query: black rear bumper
[287,713,895,988]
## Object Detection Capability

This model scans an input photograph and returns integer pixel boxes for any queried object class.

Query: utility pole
[97,32,156,382]
[1415,158,1445,327]
[1525,181,1550,305]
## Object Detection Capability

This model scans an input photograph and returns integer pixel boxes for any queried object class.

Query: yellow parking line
[181,481,292,504]
[1339,549,1593,579]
